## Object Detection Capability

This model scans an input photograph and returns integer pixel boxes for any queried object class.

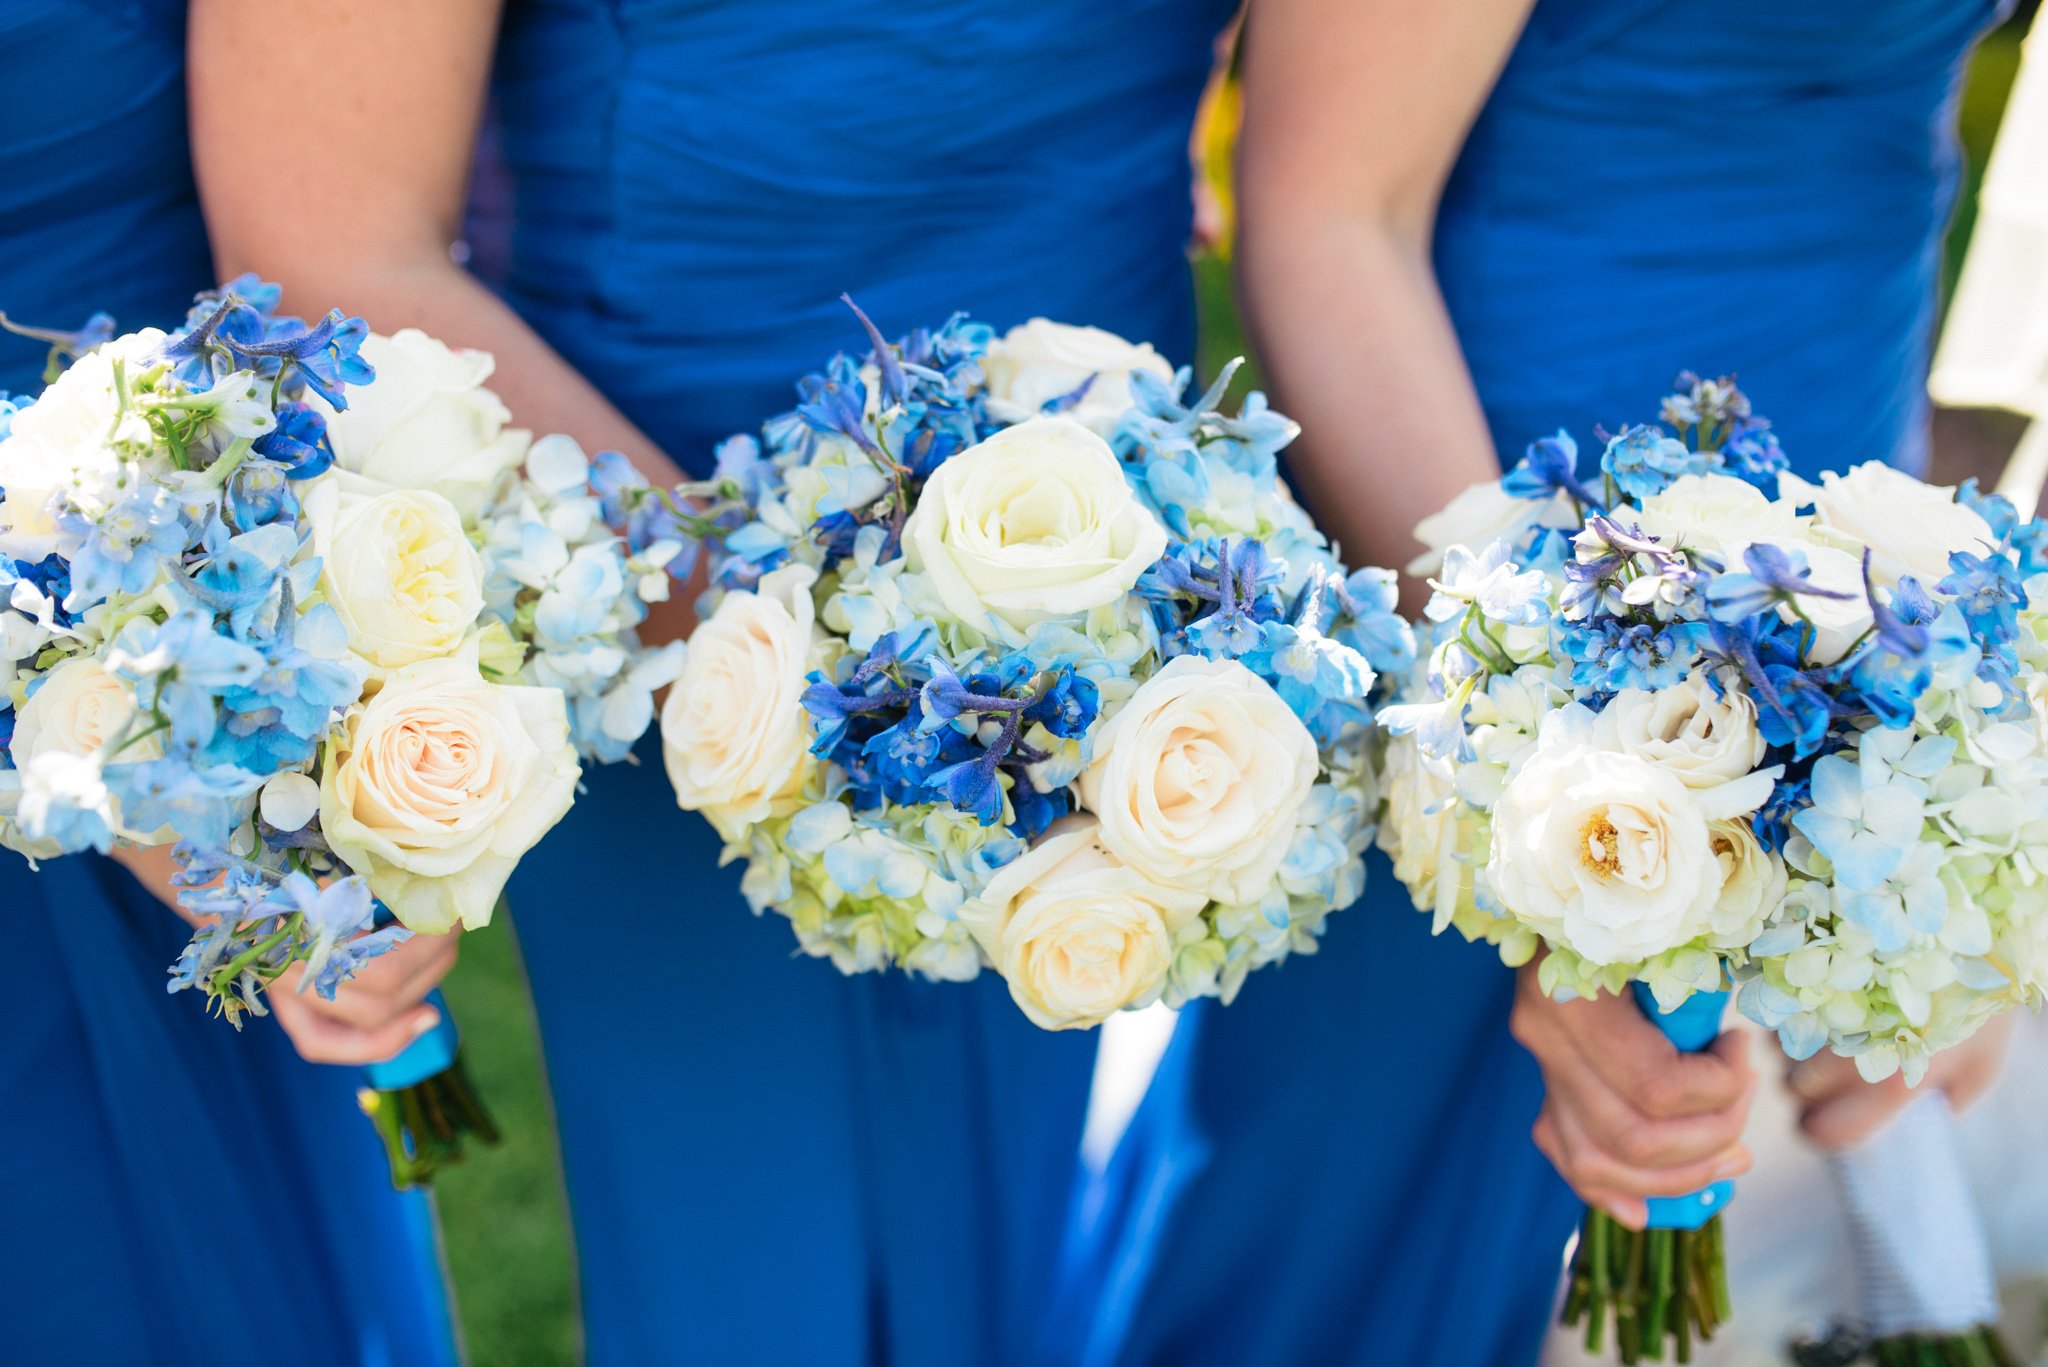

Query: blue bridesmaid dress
[482,1,1232,1361]
[1,5,456,1363]
[1107,4,2010,1367]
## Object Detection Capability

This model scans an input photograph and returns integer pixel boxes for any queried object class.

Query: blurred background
[430,7,2044,1362]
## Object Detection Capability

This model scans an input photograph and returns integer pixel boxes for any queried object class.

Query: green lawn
[428,16,2035,1363]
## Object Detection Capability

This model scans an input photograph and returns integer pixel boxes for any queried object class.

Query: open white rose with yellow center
[12,656,171,843]
[0,330,165,554]
[981,319,1177,438]
[1780,462,1994,589]
[1078,653,1319,905]
[903,417,1166,638]
[958,815,1207,1030]
[303,476,485,672]
[1490,704,1780,965]
[320,638,579,933]
[662,563,823,840]
[305,329,532,522]
[1592,670,1766,792]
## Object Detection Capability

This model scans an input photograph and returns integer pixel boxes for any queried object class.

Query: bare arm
[1236,0,1526,608]
[187,0,678,488]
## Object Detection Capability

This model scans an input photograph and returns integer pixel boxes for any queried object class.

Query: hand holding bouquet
[1378,374,2048,1361]
[650,306,1414,1028]
[0,279,682,1181]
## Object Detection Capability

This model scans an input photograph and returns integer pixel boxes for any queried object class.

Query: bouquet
[0,279,683,1183]
[1377,373,2048,1362]
[644,305,1414,1028]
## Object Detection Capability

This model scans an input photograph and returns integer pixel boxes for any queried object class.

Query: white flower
[1780,462,1995,589]
[303,477,485,671]
[1592,671,1766,793]
[1633,472,1808,560]
[307,329,532,522]
[1376,730,1468,931]
[1705,818,1788,944]
[1078,654,1318,905]
[1408,480,1574,578]
[662,564,823,839]
[12,656,168,842]
[1782,544,1876,665]
[0,330,165,553]
[1489,704,1777,965]
[319,638,580,933]
[957,816,1207,1030]
[981,319,1175,438]
[903,417,1167,638]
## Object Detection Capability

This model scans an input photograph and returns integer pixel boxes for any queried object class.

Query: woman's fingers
[1516,976,1754,1120]
[267,987,442,1067]
[267,930,459,1037]
[1788,1013,2016,1150]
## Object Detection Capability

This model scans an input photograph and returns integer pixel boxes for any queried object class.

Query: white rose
[1490,705,1776,965]
[958,816,1207,1030]
[904,417,1167,637]
[981,319,1175,438]
[13,656,170,842]
[1376,730,1458,918]
[307,329,532,522]
[662,564,822,840]
[1408,480,1574,578]
[304,477,485,671]
[319,639,580,933]
[0,331,165,553]
[1632,473,1809,562]
[1780,462,1994,589]
[1593,671,1766,792]
[1078,654,1318,905]
[1705,818,1788,945]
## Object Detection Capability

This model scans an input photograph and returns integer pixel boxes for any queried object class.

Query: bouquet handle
[356,985,499,1189]
[1560,984,1734,1363]
[1817,1090,2011,1366]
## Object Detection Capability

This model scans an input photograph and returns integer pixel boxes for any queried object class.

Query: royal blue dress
[483,1,1232,1361]
[1107,4,2009,1366]
[0,5,455,1363]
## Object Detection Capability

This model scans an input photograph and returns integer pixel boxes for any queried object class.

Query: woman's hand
[107,842,458,1066]
[1786,1012,2016,1150]
[1511,960,1758,1230]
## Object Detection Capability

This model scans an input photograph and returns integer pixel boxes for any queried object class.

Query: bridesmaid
[186,0,1229,1361]
[1106,2,2017,1365]
[0,3,459,1363]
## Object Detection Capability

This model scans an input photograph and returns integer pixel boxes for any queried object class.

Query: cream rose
[1592,671,1766,792]
[662,564,822,839]
[1490,705,1779,965]
[981,319,1176,438]
[1633,473,1808,562]
[1377,731,1457,916]
[1705,818,1788,945]
[319,641,580,932]
[1783,543,1876,665]
[304,478,485,671]
[958,816,1207,1030]
[903,417,1167,637]
[306,329,532,521]
[1781,462,1995,589]
[14,656,170,842]
[1078,654,1318,905]
[1408,480,1574,578]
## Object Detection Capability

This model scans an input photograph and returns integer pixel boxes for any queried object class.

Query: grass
[427,18,2037,1363]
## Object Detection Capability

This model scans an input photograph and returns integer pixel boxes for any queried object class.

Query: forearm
[1238,212,1499,596]
[214,247,682,488]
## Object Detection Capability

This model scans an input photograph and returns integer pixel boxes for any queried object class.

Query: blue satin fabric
[1439,0,2007,479]
[485,0,1231,1360]
[1113,5,2005,1366]
[0,6,454,1363]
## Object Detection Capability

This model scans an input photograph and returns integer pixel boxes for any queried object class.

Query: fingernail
[410,1009,440,1040]
[1711,1156,1747,1180]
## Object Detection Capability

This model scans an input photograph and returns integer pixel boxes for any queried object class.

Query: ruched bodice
[491,0,1235,472]
[1438,0,2006,478]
